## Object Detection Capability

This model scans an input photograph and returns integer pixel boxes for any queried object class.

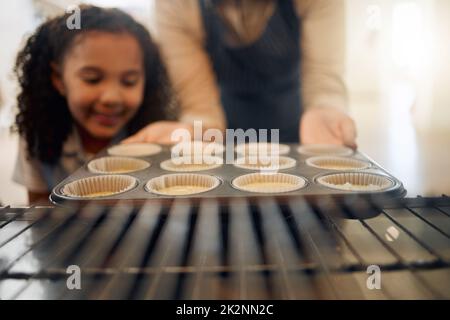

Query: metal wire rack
[0,195,449,299]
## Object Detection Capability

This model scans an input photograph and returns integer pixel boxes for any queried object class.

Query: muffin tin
[50,143,406,205]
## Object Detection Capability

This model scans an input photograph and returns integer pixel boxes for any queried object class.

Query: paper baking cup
[235,142,290,156]
[317,173,394,192]
[88,156,150,174]
[233,156,296,171]
[62,175,137,198]
[306,156,370,171]
[146,174,220,196]
[297,144,353,156]
[160,156,223,172]
[107,143,162,157]
[171,141,225,157]
[232,173,306,194]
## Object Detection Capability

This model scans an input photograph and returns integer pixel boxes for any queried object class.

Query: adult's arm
[296,0,348,112]
[155,0,226,133]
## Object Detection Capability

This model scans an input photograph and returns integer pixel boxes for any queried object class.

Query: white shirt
[12,128,91,193]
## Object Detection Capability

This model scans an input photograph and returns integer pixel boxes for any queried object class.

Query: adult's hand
[121,121,194,145]
[300,106,357,149]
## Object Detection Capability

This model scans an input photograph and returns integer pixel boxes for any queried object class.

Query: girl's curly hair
[14,5,176,164]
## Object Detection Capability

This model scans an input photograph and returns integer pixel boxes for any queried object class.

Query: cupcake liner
[171,141,225,157]
[306,156,370,171]
[160,155,223,172]
[232,173,306,194]
[146,174,220,196]
[62,175,137,198]
[297,144,353,156]
[233,156,296,171]
[235,142,290,156]
[317,173,394,192]
[88,156,150,174]
[107,143,162,157]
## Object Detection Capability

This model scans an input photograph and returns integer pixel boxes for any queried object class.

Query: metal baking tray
[50,143,406,207]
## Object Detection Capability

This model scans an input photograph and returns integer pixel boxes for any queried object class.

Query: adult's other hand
[300,106,357,149]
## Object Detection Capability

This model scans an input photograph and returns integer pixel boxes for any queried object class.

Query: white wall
[346,0,449,135]
[0,0,38,127]
[0,0,37,204]
[346,0,385,100]
[428,0,450,132]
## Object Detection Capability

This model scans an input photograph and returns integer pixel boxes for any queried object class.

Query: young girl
[12,5,190,204]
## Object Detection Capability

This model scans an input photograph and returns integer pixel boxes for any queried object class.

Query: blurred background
[0,0,449,204]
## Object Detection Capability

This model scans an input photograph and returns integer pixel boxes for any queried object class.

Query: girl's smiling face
[52,31,145,139]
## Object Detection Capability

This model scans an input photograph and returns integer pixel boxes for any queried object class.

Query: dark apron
[200,0,302,142]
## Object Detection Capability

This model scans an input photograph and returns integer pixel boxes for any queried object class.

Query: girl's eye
[79,69,103,84]
[122,77,139,87]
[83,77,102,84]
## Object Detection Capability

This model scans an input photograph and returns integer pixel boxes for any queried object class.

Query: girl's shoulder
[13,129,87,192]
